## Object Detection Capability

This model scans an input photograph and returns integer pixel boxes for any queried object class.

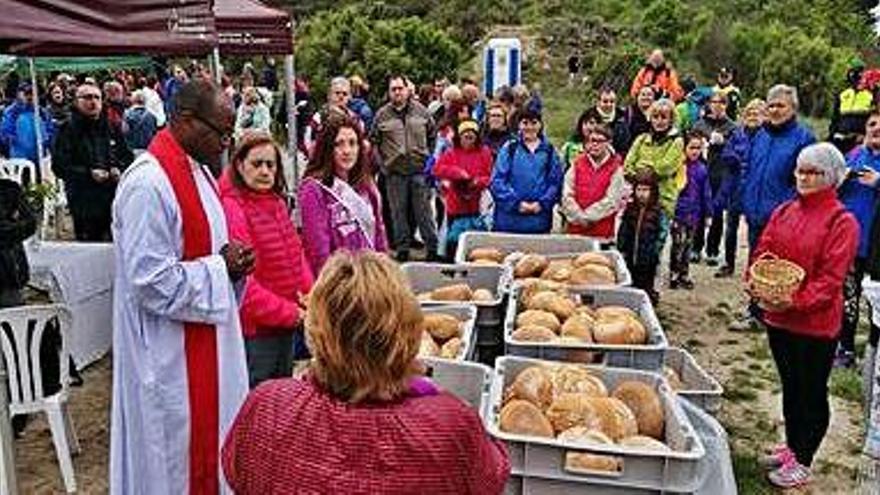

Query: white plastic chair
[0,158,37,187]
[0,305,78,493]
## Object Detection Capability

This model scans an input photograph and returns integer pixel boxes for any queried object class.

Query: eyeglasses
[191,114,232,145]
[587,137,609,144]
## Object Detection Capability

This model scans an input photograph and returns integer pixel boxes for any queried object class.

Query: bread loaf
[499,400,554,438]
[612,381,665,439]
[423,313,462,340]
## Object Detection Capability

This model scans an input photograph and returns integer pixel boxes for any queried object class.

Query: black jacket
[51,110,132,210]
[0,179,36,290]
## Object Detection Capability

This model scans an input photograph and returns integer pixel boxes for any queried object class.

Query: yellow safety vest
[840,88,873,114]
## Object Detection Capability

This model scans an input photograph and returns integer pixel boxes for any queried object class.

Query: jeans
[385,173,438,255]
[767,326,836,466]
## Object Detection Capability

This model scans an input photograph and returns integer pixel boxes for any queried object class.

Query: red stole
[148,129,220,495]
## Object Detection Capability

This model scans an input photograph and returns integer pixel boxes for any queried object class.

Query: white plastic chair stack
[0,305,79,493]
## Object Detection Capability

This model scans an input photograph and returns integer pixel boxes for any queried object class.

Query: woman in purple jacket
[298,115,388,276]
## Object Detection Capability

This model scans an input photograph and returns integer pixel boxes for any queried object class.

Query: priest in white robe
[110,80,252,495]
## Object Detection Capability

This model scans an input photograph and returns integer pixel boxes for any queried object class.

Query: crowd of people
[1,46,880,491]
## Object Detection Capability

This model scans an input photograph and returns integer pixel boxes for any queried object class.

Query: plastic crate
[504,286,668,370]
[455,232,600,264]
[506,251,633,290]
[421,358,492,417]
[488,356,705,494]
[421,304,478,361]
[664,348,723,415]
[402,262,508,327]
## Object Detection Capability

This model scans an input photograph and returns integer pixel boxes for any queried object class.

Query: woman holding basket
[748,142,859,489]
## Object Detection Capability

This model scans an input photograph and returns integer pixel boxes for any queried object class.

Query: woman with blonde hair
[222,251,510,493]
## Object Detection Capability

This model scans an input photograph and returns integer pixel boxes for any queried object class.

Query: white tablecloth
[25,241,114,369]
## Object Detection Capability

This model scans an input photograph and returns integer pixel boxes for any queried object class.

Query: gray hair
[767,84,799,110]
[648,98,676,118]
[330,76,350,92]
[130,90,146,105]
[797,142,846,186]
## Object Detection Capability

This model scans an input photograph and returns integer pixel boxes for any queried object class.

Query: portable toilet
[483,37,522,98]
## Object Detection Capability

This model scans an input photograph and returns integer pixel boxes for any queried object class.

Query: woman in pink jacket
[220,131,313,388]
[298,115,388,276]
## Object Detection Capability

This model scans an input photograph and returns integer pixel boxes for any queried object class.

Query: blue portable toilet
[483,38,522,98]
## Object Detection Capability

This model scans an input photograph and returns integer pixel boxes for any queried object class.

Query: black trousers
[705,209,725,258]
[839,258,866,353]
[767,326,837,466]
[70,206,112,242]
[630,262,658,301]
[723,206,742,269]
[669,221,694,280]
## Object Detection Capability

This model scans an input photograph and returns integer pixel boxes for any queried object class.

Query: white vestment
[109,152,248,494]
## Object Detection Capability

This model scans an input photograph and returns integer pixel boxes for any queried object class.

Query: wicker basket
[748,252,805,302]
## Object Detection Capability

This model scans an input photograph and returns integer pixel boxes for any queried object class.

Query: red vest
[567,153,622,238]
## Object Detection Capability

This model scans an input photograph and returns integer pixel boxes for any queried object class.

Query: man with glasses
[110,79,251,494]
[371,74,439,261]
[52,83,133,241]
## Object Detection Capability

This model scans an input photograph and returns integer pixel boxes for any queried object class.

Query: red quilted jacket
[219,172,313,338]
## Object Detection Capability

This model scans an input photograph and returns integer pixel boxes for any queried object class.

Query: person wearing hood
[0,82,54,169]
[748,143,858,489]
[490,104,563,234]
[624,98,686,222]
[692,90,737,265]
[629,49,684,103]
[829,61,874,154]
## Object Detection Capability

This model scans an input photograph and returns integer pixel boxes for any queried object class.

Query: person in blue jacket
[490,104,563,234]
[741,85,816,249]
[714,98,766,278]
[836,111,880,368]
[0,82,54,171]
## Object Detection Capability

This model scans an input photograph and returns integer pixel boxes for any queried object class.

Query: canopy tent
[215,0,293,56]
[0,56,155,74]
[0,0,216,56]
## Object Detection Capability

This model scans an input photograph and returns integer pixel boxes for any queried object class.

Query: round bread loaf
[589,397,639,441]
[595,306,639,321]
[546,393,603,433]
[612,381,665,439]
[528,292,577,320]
[516,310,561,333]
[430,283,473,301]
[540,259,574,282]
[504,366,554,409]
[472,288,495,302]
[514,254,550,278]
[560,314,594,342]
[423,313,462,340]
[469,247,505,263]
[569,264,616,285]
[499,400,554,438]
[592,319,631,345]
[512,325,557,342]
[573,252,614,269]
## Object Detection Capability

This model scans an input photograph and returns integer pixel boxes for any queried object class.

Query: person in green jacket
[624,98,685,219]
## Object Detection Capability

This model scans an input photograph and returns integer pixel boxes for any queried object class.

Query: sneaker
[767,457,812,489]
[669,278,680,289]
[714,265,735,278]
[833,349,856,369]
[760,444,793,469]
[679,278,695,290]
[705,255,721,267]
[689,252,702,264]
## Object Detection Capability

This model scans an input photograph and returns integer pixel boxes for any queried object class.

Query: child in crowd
[670,131,712,289]
[617,168,664,303]
[561,124,625,241]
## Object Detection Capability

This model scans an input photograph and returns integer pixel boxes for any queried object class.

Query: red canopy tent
[0,0,216,56]
[215,0,293,56]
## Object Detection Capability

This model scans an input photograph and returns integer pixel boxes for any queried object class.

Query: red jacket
[629,65,684,102]
[220,172,313,338]
[752,188,859,339]
[433,145,494,217]
[566,153,623,238]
